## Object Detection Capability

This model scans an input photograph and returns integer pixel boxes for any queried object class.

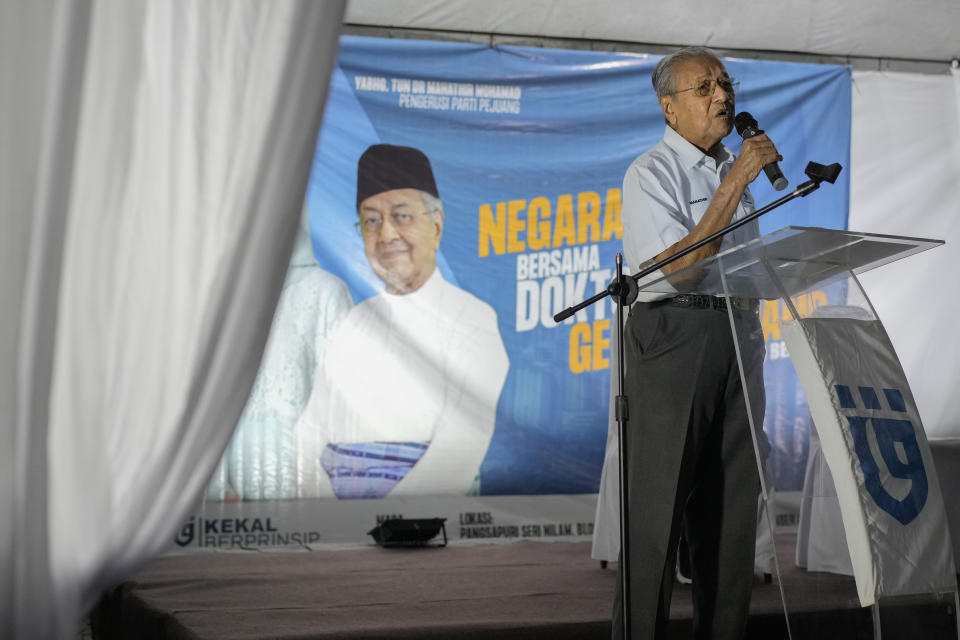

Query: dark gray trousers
[611,300,766,640]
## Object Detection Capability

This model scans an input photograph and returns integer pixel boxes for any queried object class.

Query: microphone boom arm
[552,161,842,323]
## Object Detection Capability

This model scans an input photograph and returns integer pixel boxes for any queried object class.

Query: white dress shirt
[622,125,760,301]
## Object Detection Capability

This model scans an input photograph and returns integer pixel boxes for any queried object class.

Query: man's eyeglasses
[671,77,739,98]
[356,209,431,234]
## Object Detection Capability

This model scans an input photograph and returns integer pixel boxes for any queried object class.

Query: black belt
[660,293,757,312]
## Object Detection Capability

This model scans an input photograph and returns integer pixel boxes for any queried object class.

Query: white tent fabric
[792,68,960,577]
[4,1,958,636]
[849,69,960,439]
[345,0,960,63]
[1,1,344,637]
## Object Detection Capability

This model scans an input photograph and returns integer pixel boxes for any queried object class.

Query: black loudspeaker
[367,518,448,548]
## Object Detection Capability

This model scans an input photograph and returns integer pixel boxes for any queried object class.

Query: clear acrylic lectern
[634,226,957,639]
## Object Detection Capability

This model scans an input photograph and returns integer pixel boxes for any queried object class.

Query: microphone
[734,112,788,191]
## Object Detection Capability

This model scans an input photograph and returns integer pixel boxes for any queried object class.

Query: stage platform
[92,534,956,639]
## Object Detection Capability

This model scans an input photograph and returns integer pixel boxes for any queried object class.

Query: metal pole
[614,253,631,640]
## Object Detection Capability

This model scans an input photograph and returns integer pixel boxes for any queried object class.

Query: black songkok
[356,144,439,209]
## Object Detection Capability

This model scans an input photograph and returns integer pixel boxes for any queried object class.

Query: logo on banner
[835,384,928,525]
[173,516,322,549]
[175,516,195,546]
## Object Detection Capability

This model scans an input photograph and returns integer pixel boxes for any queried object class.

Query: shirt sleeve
[621,161,689,302]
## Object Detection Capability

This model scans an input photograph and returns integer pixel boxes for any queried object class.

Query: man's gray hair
[421,191,443,220]
[652,46,723,98]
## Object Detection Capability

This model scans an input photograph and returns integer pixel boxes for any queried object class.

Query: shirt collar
[381,266,443,304]
[661,125,733,170]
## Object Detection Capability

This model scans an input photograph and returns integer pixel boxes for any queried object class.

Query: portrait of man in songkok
[294,144,509,499]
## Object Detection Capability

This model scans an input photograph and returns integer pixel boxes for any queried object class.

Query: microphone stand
[555,161,842,640]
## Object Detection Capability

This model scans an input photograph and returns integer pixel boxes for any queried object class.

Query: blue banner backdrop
[303,36,851,496]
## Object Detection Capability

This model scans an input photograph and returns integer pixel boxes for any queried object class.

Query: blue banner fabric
[288,36,850,498]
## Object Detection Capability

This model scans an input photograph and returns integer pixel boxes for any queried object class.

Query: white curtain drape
[1,1,344,637]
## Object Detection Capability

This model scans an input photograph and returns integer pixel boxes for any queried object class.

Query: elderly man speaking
[613,47,781,640]
[295,144,509,500]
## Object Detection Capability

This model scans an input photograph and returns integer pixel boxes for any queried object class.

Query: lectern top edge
[634,226,945,298]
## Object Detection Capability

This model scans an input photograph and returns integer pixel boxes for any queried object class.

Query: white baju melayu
[205,218,353,501]
[295,268,509,498]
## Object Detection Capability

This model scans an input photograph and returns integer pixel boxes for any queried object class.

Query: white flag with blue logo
[783,310,956,606]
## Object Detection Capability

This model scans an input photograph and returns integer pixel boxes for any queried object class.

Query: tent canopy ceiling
[346,0,960,70]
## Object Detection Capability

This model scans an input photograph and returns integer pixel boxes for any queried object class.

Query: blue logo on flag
[836,385,928,525]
